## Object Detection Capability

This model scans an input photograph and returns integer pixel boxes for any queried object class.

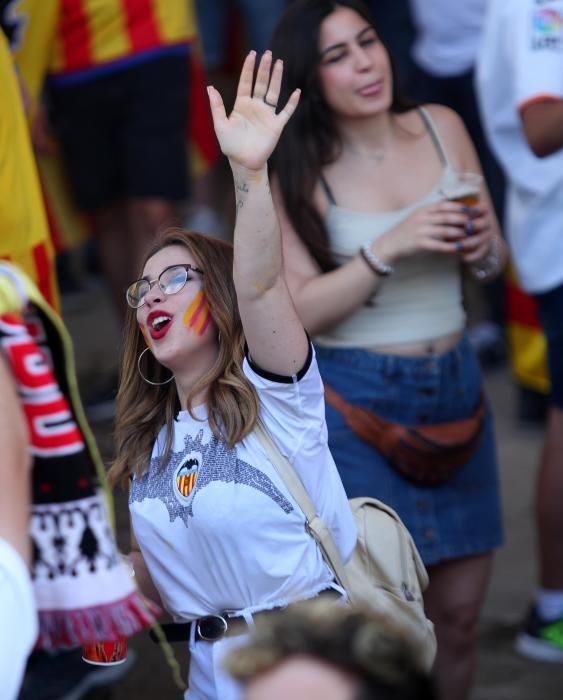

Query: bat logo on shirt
[130,430,294,527]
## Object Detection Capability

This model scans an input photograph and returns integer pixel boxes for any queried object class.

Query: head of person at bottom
[108,228,259,488]
[225,599,438,700]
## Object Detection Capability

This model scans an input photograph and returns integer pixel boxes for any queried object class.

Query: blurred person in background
[270,2,507,698]
[477,0,563,663]
[365,0,416,94]
[407,0,551,428]
[0,0,59,312]
[407,0,507,370]
[226,600,437,700]
[409,0,549,428]
[44,0,196,321]
[195,0,289,75]
[6,0,224,421]
[33,0,200,421]
[189,0,291,238]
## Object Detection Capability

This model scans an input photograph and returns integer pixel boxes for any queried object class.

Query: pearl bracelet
[360,243,394,276]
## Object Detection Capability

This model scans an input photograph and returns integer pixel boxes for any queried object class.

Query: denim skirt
[315,335,504,566]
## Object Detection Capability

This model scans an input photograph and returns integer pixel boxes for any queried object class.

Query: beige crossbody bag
[255,421,437,672]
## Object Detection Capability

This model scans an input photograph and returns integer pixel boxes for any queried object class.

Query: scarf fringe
[36,590,161,649]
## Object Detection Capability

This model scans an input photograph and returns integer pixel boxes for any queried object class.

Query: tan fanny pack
[324,384,486,486]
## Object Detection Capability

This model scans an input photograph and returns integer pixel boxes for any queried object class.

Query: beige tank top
[315,108,466,349]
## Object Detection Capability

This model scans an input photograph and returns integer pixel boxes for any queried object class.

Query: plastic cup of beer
[82,637,128,666]
[441,171,483,207]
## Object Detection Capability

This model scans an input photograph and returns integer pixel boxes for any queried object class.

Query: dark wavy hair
[271,0,412,271]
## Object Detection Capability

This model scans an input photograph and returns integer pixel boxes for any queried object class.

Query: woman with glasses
[269,2,506,699]
[107,51,357,700]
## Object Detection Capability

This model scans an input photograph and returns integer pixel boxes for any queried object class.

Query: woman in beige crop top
[270,3,507,700]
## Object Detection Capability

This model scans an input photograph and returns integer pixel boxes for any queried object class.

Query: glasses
[126,264,204,309]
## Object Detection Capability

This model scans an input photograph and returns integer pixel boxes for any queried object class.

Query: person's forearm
[521,100,563,157]
[288,228,399,335]
[231,163,281,299]
[0,357,31,568]
[290,256,382,335]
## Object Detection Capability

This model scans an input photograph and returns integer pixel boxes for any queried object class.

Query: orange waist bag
[324,384,486,486]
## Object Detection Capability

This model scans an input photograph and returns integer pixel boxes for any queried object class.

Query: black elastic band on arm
[246,340,313,384]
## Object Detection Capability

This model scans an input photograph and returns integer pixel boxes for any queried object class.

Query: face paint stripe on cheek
[192,298,212,335]
[197,313,211,335]
[189,292,211,335]
[183,291,205,329]
[183,290,211,336]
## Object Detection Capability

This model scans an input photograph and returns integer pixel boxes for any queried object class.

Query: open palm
[208,51,300,172]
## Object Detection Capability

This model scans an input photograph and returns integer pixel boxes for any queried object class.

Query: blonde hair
[226,600,436,700]
[108,229,259,488]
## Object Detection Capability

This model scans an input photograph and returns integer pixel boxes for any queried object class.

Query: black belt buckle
[196,614,228,641]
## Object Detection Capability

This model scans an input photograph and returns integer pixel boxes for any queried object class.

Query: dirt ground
[61,280,563,700]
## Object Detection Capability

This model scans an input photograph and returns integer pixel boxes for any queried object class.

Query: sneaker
[18,647,137,700]
[515,606,563,662]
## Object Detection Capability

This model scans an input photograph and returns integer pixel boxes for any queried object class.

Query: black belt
[149,614,247,644]
[150,588,340,644]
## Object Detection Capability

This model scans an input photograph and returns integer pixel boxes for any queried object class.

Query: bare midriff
[365,329,463,357]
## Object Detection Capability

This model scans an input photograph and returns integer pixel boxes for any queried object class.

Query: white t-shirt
[0,539,37,700]
[129,344,356,619]
[410,0,489,76]
[476,0,563,293]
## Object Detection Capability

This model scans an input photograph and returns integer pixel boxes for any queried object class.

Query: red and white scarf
[0,263,159,648]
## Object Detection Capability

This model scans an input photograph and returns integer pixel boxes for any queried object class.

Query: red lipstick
[146,310,173,340]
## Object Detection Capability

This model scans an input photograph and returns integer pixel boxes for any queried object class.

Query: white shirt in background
[409,0,490,76]
[476,0,563,294]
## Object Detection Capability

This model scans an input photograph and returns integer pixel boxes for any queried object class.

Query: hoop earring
[137,347,174,386]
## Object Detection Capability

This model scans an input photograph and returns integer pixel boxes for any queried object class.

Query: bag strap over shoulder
[254,420,352,593]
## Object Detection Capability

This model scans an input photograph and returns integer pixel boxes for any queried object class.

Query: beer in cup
[440,171,483,207]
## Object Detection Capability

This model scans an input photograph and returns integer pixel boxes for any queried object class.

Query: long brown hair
[270,0,412,271]
[108,229,260,488]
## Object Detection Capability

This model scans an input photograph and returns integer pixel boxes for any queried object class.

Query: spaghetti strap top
[419,107,451,168]
[315,107,466,349]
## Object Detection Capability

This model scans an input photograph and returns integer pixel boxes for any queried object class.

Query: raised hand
[207,50,300,172]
